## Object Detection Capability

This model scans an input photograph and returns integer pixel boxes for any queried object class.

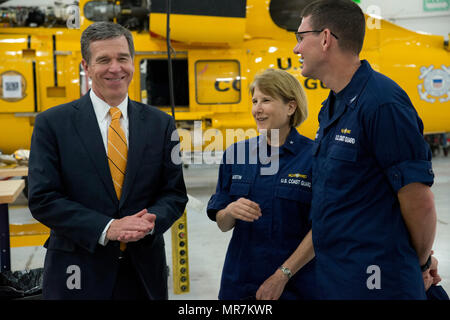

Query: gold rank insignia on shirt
[288,173,308,179]
[341,128,352,134]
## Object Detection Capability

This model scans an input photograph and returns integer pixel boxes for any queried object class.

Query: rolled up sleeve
[367,102,434,192]
[384,160,434,193]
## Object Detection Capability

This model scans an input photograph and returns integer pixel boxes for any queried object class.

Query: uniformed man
[293,0,437,299]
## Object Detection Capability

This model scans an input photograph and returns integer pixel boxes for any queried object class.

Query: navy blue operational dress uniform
[207,128,316,300]
[310,60,434,299]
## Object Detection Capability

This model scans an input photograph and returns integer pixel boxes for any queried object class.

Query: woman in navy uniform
[207,69,316,300]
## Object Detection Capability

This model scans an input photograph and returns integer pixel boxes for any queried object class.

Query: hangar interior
[1,0,449,299]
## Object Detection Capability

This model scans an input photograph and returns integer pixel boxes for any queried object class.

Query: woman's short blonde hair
[249,69,308,128]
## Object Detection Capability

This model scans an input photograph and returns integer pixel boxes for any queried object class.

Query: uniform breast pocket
[275,186,311,246]
[329,144,358,162]
[229,182,251,199]
[275,185,312,204]
[326,144,359,188]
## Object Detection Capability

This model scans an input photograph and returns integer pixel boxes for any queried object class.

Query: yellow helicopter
[0,0,449,294]
[0,0,449,157]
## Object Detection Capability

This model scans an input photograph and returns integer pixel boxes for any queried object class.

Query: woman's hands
[225,198,262,222]
[216,198,261,232]
[256,268,289,300]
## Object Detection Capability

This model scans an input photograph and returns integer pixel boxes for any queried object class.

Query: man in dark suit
[28,22,188,300]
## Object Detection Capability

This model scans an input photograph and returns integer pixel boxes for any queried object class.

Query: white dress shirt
[90,90,129,246]
[90,89,129,151]
[90,90,154,246]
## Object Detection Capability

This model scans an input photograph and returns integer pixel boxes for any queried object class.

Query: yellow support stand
[171,210,190,294]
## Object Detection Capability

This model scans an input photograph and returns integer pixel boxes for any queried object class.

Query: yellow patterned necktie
[107,107,128,251]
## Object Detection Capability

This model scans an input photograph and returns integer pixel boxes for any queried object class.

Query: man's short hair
[250,68,308,128]
[301,0,365,55]
[81,22,135,64]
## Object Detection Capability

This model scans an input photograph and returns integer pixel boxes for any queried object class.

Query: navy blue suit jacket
[28,92,188,299]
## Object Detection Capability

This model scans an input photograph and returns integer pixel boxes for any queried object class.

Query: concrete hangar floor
[7,152,450,300]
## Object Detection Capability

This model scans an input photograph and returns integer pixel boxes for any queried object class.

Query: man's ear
[81,59,89,77]
[321,29,333,51]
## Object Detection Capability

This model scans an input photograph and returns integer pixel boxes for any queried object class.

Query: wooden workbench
[0,167,49,249]
[0,179,25,271]
[0,180,25,203]
[0,166,28,178]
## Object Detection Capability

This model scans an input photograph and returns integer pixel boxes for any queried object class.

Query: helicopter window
[195,60,241,105]
[140,59,189,107]
[269,0,314,31]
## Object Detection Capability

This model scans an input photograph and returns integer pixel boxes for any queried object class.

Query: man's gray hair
[81,21,135,64]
